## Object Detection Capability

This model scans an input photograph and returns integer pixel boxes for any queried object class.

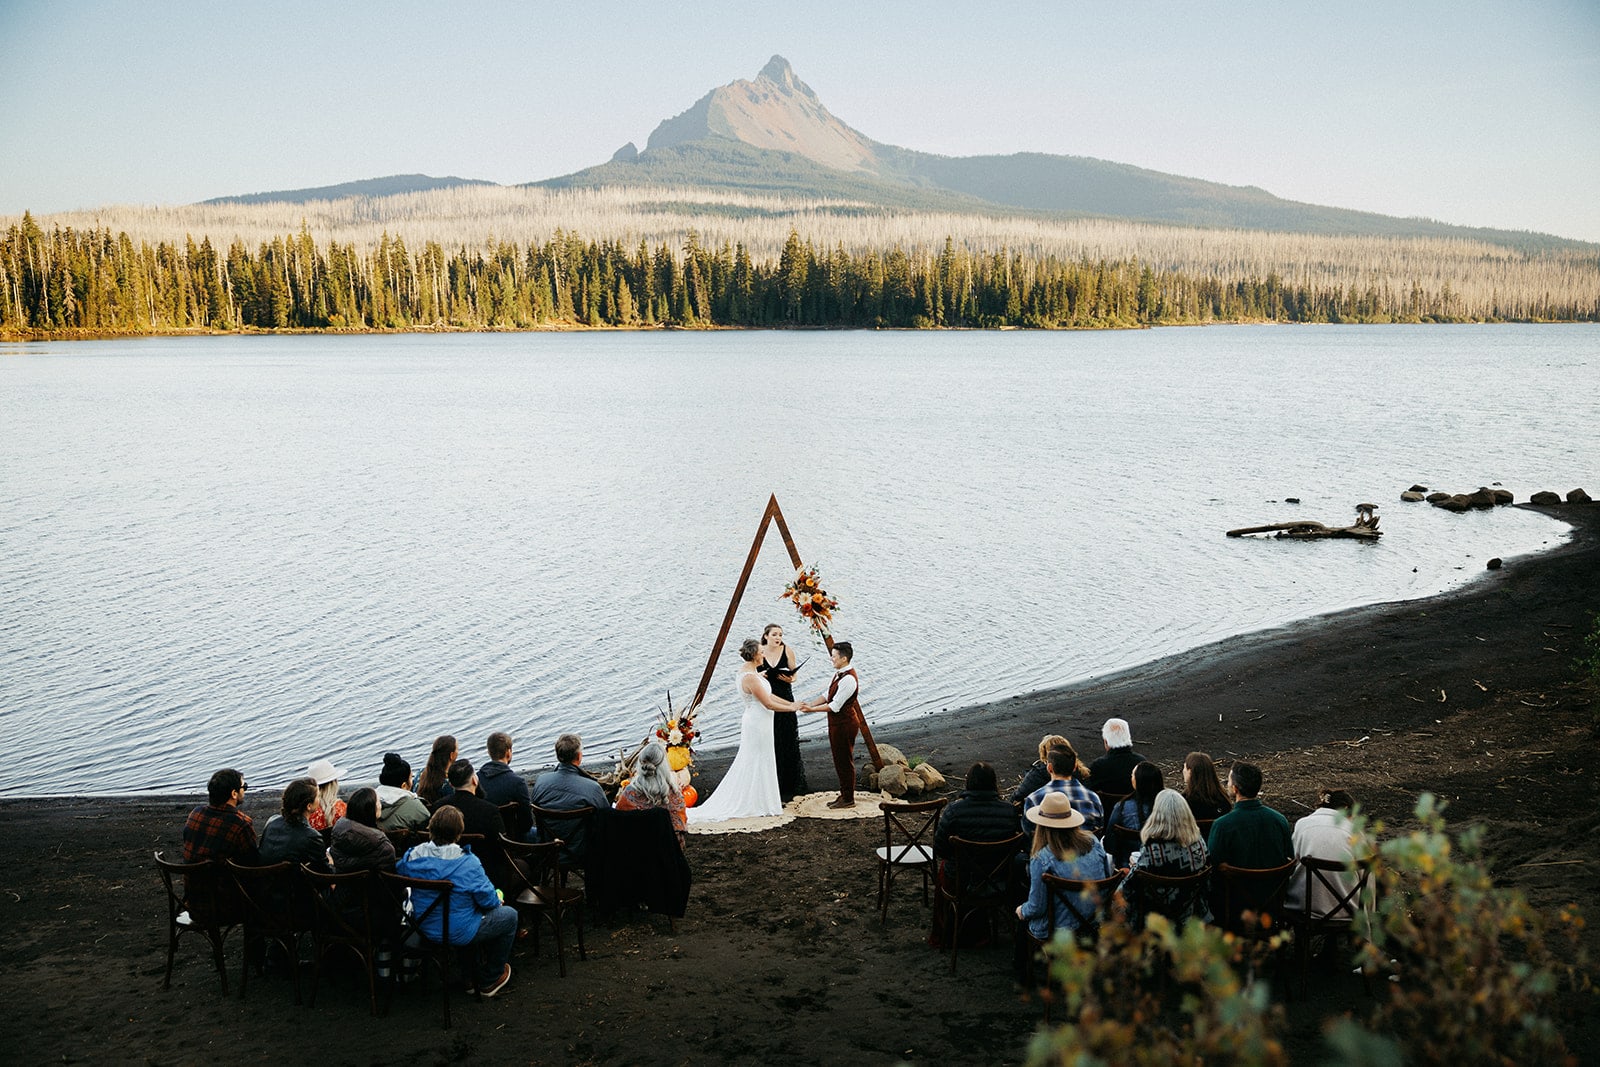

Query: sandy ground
[3,503,1595,1066]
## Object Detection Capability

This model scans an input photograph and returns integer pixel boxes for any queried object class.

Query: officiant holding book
[758,623,809,802]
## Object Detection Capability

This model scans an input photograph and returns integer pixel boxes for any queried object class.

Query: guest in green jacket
[1206,762,1292,928]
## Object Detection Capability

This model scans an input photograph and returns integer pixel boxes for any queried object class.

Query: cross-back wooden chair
[226,858,304,1003]
[529,803,596,886]
[1094,792,1130,838]
[154,851,238,995]
[1123,865,1211,931]
[300,866,382,1015]
[1023,869,1127,1016]
[876,798,946,923]
[497,801,532,841]
[1107,822,1145,867]
[500,835,586,976]
[1215,859,1298,938]
[937,833,1026,973]
[384,828,427,855]
[379,870,464,1028]
[1287,857,1373,997]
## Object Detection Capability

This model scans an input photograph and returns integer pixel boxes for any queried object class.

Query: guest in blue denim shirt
[1015,792,1114,941]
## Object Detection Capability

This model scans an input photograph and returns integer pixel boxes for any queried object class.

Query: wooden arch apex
[689,494,883,770]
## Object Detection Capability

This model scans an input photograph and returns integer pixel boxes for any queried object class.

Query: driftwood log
[1228,507,1382,541]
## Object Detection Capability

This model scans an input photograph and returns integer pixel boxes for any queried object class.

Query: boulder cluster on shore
[1398,483,1592,510]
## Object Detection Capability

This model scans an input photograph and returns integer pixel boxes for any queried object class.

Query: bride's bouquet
[781,562,840,638]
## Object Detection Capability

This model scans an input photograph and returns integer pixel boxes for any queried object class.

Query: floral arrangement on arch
[781,563,840,637]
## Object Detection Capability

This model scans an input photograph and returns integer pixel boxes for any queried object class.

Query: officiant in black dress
[759,623,808,802]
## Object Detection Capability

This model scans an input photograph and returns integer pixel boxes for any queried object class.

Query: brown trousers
[827,710,859,802]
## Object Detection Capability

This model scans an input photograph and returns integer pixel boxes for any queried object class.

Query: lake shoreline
[2,505,1594,1064]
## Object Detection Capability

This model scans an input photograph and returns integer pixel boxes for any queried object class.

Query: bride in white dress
[688,637,803,823]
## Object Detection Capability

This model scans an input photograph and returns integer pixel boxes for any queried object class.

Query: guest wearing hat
[436,758,511,889]
[306,758,347,833]
[375,752,432,832]
[1015,791,1115,941]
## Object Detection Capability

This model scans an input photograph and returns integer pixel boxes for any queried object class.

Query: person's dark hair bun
[380,751,411,787]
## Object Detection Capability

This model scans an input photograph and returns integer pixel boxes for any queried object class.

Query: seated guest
[529,734,608,865]
[614,742,687,845]
[305,758,347,833]
[375,752,431,832]
[1015,792,1115,942]
[1106,762,1165,867]
[331,787,397,874]
[437,759,510,888]
[1285,787,1362,920]
[1207,762,1293,927]
[1020,745,1102,834]
[477,731,533,839]
[396,807,517,999]
[415,735,458,810]
[1087,717,1146,795]
[931,762,1021,949]
[182,768,259,864]
[258,777,332,872]
[1118,788,1210,929]
[1181,751,1233,823]
[1008,734,1070,806]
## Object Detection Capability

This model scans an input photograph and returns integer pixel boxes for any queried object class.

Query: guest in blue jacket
[1016,791,1115,941]
[396,806,517,998]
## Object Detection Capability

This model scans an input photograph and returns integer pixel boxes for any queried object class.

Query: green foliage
[1574,611,1600,684]
[1028,914,1288,1066]
[1330,794,1588,1067]
[5,217,1595,338]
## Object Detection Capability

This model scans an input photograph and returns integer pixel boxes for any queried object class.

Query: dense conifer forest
[2,212,1596,338]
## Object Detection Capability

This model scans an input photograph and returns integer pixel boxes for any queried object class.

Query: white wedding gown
[687,671,783,823]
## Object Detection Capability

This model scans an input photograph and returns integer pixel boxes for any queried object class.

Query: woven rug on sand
[788,791,893,820]
[684,791,893,834]
[684,812,796,835]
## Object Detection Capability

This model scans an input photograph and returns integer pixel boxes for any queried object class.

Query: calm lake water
[2,325,1596,797]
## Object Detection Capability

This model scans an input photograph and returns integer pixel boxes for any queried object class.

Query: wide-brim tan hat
[1026,790,1086,829]
[307,758,344,785]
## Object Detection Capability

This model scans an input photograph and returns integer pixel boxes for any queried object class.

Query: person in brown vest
[804,640,862,809]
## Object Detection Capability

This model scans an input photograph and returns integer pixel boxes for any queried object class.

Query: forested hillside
[3,214,1595,338]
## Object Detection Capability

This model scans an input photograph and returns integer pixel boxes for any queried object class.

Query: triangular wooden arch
[690,494,883,770]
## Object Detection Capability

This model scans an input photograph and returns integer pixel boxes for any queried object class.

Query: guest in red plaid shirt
[182,768,259,864]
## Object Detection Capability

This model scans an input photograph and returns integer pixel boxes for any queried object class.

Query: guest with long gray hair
[1117,788,1210,929]
[615,741,687,844]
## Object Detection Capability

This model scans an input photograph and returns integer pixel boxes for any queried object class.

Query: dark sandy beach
[3,503,1595,1065]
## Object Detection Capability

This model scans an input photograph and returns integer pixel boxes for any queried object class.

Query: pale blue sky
[2,1,1596,241]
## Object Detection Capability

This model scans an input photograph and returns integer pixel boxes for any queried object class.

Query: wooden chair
[225,859,304,1003]
[1195,818,1216,843]
[529,803,596,885]
[1286,857,1373,997]
[500,836,586,976]
[497,801,532,840]
[384,828,427,855]
[1215,860,1298,938]
[1024,869,1126,1015]
[1216,860,1299,990]
[1123,866,1211,931]
[1107,822,1145,867]
[876,798,946,923]
[1094,792,1129,837]
[936,833,1026,973]
[154,851,238,995]
[300,866,381,1015]
[379,871,465,1028]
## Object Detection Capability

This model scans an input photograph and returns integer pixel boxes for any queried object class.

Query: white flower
[668,728,684,745]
